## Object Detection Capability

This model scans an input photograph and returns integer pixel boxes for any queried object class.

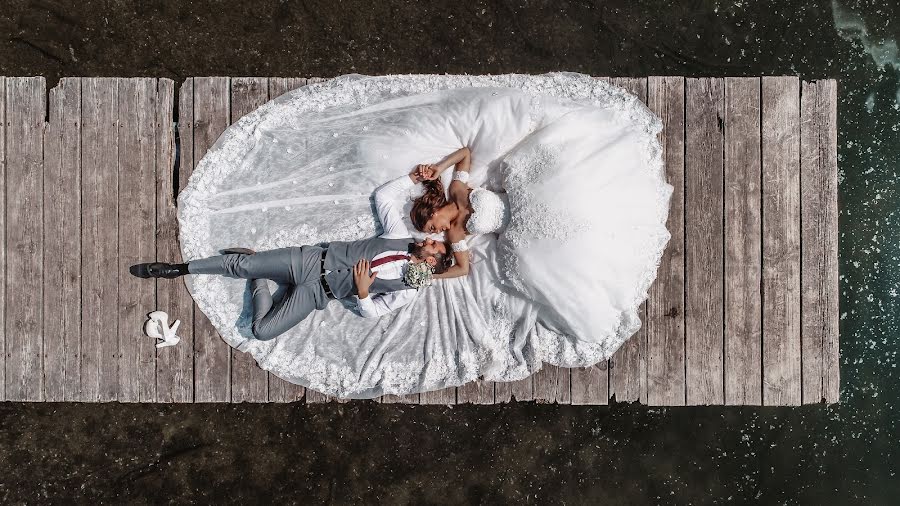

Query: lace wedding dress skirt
[177,72,672,399]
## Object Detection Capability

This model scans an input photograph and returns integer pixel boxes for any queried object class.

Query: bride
[404,103,672,346]
[176,72,672,398]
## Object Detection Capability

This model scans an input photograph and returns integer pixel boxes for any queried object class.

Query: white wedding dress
[178,73,672,399]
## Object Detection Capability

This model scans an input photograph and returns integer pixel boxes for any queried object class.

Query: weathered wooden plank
[724,77,763,405]
[576,75,614,406]
[4,77,45,401]
[81,78,120,401]
[819,81,840,405]
[117,78,158,402]
[192,77,232,403]
[571,363,607,405]
[43,78,82,401]
[306,387,349,403]
[762,76,802,406]
[801,80,839,404]
[610,314,648,402]
[380,392,420,404]
[263,77,308,403]
[271,77,338,404]
[419,386,456,405]
[685,78,725,405]
[494,379,512,403]
[0,76,5,401]
[646,76,686,406]
[275,78,332,404]
[229,77,271,403]
[305,389,329,404]
[533,364,571,404]
[505,374,534,403]
[609,77,649,404]
[585,75,618,406]
[157,78,194,403]
[268,77,307,100]
[457,378,495,405]
[568,76,614,406]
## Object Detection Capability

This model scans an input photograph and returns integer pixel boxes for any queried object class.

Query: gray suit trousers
[187,246,328,340]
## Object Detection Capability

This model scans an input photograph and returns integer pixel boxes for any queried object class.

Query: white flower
[403,261,434,289]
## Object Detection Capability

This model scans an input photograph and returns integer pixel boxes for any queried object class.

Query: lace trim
[451,239,469,252]
[178,72,670,398]
[452,171,470,183]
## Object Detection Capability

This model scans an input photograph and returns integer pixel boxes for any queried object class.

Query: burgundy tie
[370,254,409,268]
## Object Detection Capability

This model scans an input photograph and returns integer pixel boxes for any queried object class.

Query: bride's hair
[410,179,447,231]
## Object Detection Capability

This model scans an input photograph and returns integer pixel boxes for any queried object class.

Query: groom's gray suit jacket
[322,237,414,299]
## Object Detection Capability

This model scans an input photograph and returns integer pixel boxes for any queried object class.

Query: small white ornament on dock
[144,311,182,348]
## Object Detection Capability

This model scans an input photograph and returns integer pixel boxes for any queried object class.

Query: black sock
[174,263,190,275]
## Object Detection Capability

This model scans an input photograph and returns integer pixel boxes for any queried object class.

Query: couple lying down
[133,73,673,398]
[132,149,474,339]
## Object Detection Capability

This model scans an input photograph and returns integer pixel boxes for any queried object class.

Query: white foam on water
[865,91,876,112]
[833,0,900,70]
[833,0,900,105]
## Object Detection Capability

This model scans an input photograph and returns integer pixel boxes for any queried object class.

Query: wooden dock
[0,76,839,405]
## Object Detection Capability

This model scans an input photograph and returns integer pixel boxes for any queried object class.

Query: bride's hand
[409,165,425,183]
[415,164,439,181]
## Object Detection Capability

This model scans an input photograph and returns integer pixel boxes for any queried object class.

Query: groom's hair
[431,247,454,274]
[412,241,454,275]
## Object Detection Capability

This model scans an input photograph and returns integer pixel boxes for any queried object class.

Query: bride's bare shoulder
[448,180,471,201]
[446,224,467,242]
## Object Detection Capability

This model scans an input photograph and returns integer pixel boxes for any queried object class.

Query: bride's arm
[424,147,472,201]
[419,147,471,180]
[443,146,471,174]
[433,227,471,279]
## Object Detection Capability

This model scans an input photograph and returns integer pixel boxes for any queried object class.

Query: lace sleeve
[452,171,470,184]
[451,239,470,252]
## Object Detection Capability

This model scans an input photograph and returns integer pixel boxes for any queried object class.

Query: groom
[130,168,453,341]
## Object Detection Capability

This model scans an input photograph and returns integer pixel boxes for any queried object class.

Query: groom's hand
[353,259,378,298]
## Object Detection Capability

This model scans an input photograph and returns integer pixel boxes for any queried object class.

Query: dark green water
[0,0,898,502]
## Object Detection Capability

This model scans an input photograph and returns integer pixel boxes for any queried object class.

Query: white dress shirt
[356,175,421,318]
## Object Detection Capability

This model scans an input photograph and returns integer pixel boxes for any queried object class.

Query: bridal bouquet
[403,261,434,289]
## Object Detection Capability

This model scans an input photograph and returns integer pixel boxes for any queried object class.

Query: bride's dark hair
[410,179,447,231]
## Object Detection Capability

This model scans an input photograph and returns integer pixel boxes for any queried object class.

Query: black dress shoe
[129,262,185,279]
[221,247,256,255]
